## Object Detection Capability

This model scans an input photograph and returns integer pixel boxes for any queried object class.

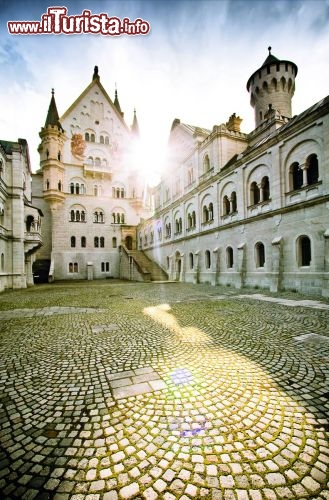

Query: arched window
[94,237,99,248]
[291,162,303,191]
[100,135,104,144]
[255,242,265,268]
[298,236,311,266]
[250,181,260,205]
[223,195,230,215]
[81,211,85,222]
[112,237,117,248]
[75,183,80,195]
[95,157,101,167]
[90,133,95,143]
[1,253,4,271]
[70,210,75,221]
[203,154,210,173]
[121,188,125,198]
[166,256,170,269]
[26,215,34,232]
[231,191,237,212]
[70,182,74,194]
[208,203,213,221]
[121,213,125,224]
[73,262,78,273]
[187,214,192,229]
[205,250,211,269]
[227,247,234,268]
[105,136,109,145]
[88,156,93,165]
[100,237,105,248]
[306,154,319,186]
[85,132,90,142]
[189,252,194,269]
[192,211,196,227]
[81,236,86,248]
[262,176,270,201]
[58,180,62,191]
[76,210,80,222]
[70,236,76,248]
[69,262,73,273]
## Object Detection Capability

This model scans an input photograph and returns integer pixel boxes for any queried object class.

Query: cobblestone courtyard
[0,281,328,499]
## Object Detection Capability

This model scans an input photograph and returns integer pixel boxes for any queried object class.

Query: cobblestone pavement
[0,281,328,499]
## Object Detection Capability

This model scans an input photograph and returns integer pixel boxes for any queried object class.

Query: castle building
[0,138,42,292]
[32,66,151,281]
[137,48,329,297]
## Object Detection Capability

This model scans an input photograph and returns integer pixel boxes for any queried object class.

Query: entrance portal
[125,235,133,250]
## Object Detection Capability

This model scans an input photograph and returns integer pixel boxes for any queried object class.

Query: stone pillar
[322,229,329,297]
[301,164,308,187]
[180,254,185,282]
[271,236,283,292]
[236,242,246,289]
[258,182,263,203]
[194,251,200,284]
[25,255,34,286]
[213,248,220,286]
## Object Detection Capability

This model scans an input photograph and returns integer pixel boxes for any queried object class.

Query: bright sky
[1,0,329,184]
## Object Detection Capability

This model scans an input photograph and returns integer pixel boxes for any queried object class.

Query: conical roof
[45,89,64,132]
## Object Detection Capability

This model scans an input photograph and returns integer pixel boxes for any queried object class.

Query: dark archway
[125,235,133,250]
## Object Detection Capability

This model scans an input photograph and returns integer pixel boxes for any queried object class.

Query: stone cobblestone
[0,280,328,498]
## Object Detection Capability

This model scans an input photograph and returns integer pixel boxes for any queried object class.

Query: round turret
[247,47,298,128]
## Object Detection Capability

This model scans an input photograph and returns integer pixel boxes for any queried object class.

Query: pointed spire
[131,108,140,136]
[45,88,64,132]
[262,45,279,67]
[92,65,100,81]
[114,84,123,115]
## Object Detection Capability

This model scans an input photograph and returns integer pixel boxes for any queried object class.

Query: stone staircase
[128,250,168,281]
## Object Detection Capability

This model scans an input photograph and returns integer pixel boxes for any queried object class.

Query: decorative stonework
[70,133,86,158]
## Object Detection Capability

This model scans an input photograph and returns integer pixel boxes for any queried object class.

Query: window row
[87,156,108,168]
[70,236,117,248]
[68,261,112,273]
[158,154,319,208]
[69,210,126,224]
[183,235,312,271]
[85,132,110,144]
[68,183,126,197]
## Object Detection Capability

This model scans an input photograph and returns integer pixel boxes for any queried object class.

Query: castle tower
[247,47,298,128]
[38,89,66,206]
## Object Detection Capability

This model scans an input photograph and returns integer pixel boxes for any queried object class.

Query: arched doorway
[125,235,133,250]
[175,251,182,281]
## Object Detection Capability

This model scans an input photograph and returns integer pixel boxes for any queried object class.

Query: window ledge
[286,180,322,196]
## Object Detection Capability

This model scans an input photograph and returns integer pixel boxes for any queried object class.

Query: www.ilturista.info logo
[7,6,151,36]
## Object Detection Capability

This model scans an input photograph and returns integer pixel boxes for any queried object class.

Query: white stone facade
[0,139,42,292]
[138,51,329,297]
[32,69,151,281]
